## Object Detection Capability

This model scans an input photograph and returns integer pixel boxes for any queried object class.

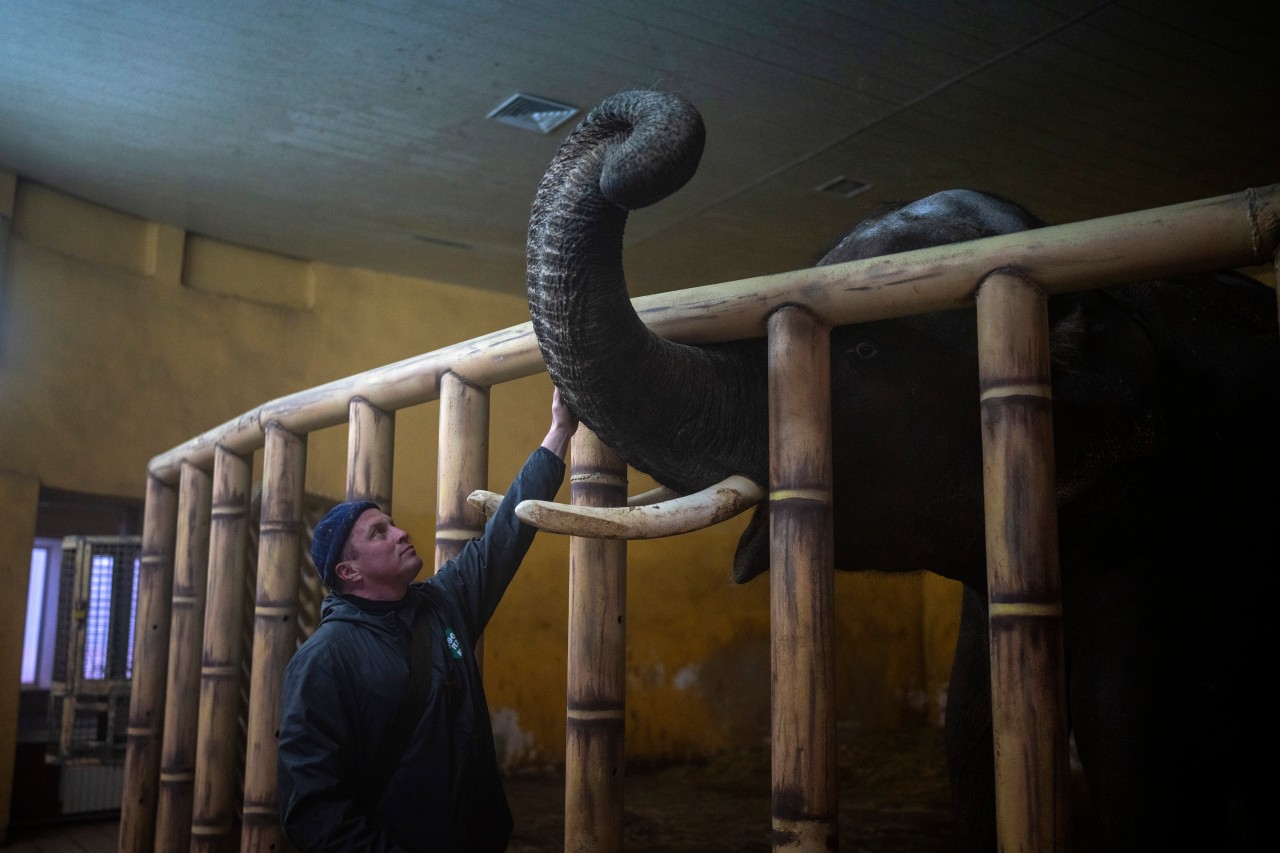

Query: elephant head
[526,90,1092,589]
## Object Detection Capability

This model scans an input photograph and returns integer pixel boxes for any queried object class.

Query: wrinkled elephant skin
[526,90,1276,851]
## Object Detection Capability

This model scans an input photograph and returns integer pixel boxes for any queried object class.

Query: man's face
[341,508,423,599]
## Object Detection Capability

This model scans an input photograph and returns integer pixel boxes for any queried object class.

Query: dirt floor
[7,726,1097,852]
[504,726,963,853]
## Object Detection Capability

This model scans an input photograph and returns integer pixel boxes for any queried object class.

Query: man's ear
[334,560,360,584]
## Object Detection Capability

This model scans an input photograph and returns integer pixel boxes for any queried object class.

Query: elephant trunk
[526,90,769,493]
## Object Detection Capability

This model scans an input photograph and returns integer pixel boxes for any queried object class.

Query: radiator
[59,763,124,814]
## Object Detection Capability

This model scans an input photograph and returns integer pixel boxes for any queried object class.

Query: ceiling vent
[816,176,872,199]
[487,93,579,134]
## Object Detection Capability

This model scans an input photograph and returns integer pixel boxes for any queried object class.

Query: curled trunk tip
[591,90,706,210]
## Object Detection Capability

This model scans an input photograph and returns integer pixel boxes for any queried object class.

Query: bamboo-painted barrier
[191,446,252,853]
[436,372,490,672]
[976,271,1072,851]
[155,462,212,851]
[766,306,837,851]
[436,373,489,571]
[347,398,396,509]
[121,184,1279,852]
[119,476,177,853]
[564,427,627,853]
[240,424,306,852]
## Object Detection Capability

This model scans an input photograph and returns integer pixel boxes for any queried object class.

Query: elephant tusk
[467,490,505,517]
[466,475,762,540]
[467,484,683,516]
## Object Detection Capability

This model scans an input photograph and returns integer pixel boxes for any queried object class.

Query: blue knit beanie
[311,500,379,588]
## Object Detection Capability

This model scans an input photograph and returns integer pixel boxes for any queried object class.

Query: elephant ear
[732,503,771,583]
[1049,288,1164,504]
[728,289,1164,586]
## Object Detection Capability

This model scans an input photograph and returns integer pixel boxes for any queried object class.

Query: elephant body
[527,90,1275,851]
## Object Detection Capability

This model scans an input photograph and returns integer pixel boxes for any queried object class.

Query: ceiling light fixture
[487,93,579,134]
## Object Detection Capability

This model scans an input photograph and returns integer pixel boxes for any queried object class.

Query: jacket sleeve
[433,446,567,637]
[277,641,408,853]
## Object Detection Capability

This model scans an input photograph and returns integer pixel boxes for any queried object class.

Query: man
[277,389,577,852]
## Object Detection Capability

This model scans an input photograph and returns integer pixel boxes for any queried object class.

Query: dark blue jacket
[277,447,566,852]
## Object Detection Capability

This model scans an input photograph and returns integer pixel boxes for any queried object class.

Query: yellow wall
[0,174,961,811]
[0,470,40,839]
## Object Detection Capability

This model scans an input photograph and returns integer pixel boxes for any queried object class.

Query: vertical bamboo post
[436,373,489,670]
[192,446,253,853]
[348,397,395,507]
[241,423,307,853]
[119,474,179,853]
[766,305,837,853]
[435,372,489,570]
[564,426,627,853]
[155,461,213,851]
[975,271,1071,852]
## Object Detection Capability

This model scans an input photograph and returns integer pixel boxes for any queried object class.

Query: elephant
[525,90,1276,851]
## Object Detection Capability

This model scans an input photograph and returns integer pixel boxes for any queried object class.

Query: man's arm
[539,387,578,459]
[433,388,578,633]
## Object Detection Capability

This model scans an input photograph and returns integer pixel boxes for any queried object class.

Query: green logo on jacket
[445,629,463,659]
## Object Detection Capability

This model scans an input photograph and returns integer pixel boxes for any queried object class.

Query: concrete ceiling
[2,0,1277,300]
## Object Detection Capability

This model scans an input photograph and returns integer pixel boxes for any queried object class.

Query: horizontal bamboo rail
[145,184,1279,484]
